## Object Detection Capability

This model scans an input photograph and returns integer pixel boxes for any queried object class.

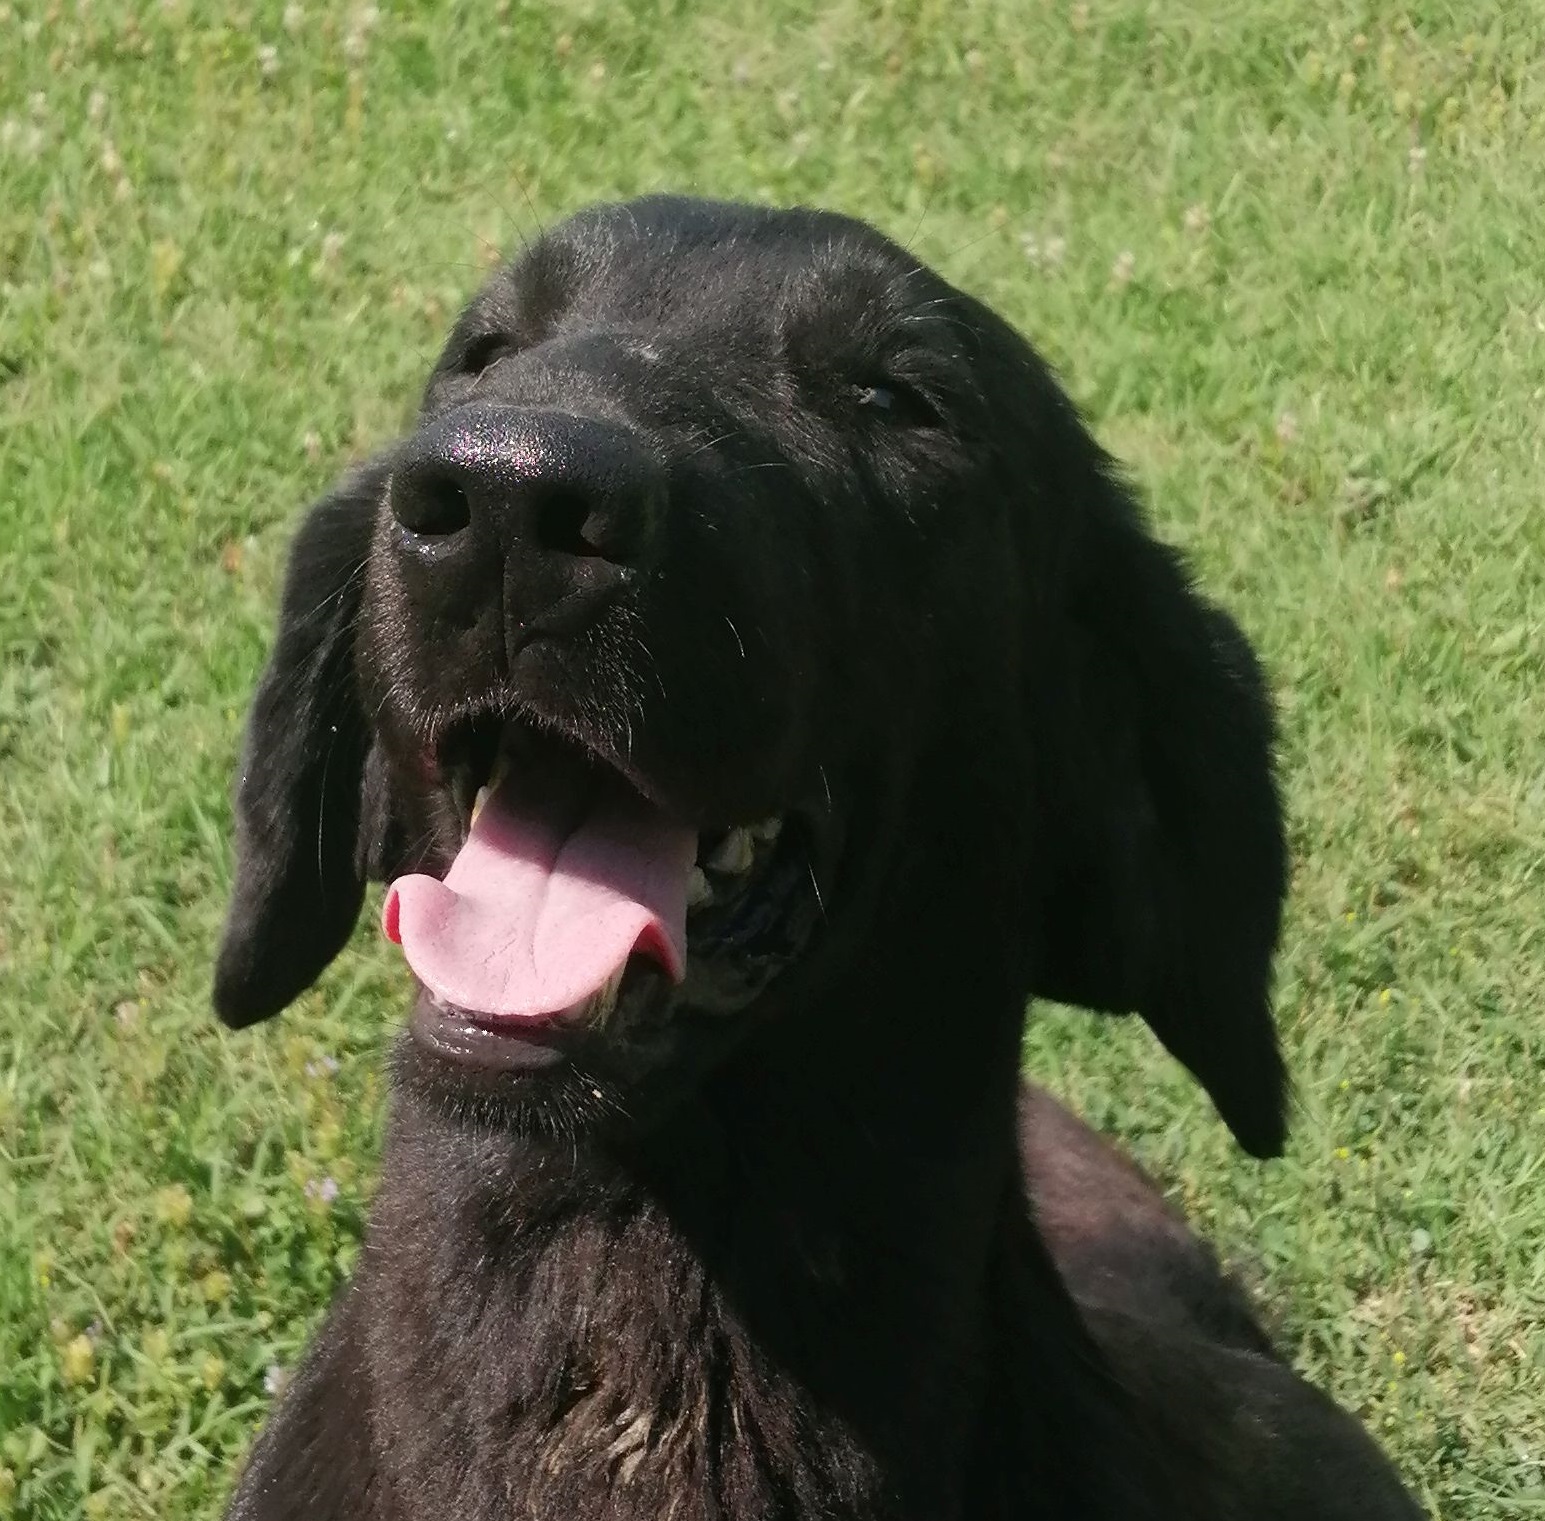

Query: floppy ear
[1019,381,1289,1158]
[213,461,393,1027]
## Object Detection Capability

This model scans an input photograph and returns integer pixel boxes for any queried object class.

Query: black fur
[214,462,394,1027]
[215,197,1420,1519]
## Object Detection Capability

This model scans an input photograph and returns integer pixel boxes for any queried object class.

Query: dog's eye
[854,380,938,429]
[461,333,511,377]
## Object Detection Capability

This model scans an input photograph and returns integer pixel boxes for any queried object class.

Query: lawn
[2,0,1542,1515]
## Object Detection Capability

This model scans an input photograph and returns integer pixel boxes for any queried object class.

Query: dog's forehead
[471,197,939,344]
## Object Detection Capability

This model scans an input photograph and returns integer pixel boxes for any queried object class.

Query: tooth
[471,784,491,824]
[749,817,782,843]
[488,751,510,790]
[686,866,713,909]
[706,828,754,875]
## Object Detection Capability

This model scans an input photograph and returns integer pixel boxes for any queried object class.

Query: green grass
[2,0,1543,1515]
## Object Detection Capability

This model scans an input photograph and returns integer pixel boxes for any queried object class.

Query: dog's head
[214,197,1288,1156]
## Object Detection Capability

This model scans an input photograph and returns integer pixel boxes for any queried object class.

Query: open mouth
[384,718,811,1068]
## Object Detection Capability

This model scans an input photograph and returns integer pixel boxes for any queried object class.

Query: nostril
[392,467,473,538]
[535,487,607,559]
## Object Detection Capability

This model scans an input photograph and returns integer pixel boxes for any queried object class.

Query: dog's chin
[391,981,762,1141]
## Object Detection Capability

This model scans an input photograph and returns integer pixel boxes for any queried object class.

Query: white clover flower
[1021,232,1065,270]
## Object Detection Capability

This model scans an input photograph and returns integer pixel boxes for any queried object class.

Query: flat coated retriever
[214,196,1421,1519]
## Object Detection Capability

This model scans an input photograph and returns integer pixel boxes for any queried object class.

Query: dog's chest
[362,1206,891,1521]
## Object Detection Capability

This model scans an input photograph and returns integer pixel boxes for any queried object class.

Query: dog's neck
[358,952,1055,1519]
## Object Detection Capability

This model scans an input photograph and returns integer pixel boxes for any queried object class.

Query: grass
[2,0,1542,1514]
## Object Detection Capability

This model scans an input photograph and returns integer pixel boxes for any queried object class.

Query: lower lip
[409,992,570,1071]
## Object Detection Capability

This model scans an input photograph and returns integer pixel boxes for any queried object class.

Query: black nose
[388,404,664,635]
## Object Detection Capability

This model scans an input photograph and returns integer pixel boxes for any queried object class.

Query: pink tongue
[382,767,696,1022]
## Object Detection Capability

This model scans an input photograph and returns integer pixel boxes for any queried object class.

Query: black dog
[215,197,1420,1519]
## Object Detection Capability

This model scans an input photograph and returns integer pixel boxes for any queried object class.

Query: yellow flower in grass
[201,1354,226,1391]
[155,1184,193,1229]
[61,1334,95,1386]
[201,1269,232,1304]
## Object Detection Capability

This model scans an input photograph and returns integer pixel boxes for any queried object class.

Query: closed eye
[854,380,940,429]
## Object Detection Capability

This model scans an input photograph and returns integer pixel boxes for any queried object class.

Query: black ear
[213,461,391,1027]
[1022,389,1289,1158]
